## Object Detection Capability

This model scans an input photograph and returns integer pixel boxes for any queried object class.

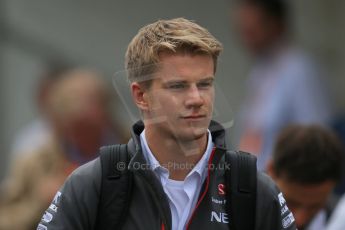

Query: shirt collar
[140,129,165,172]
[140,129,214,180]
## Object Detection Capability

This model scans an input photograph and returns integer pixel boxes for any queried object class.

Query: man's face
[273,177,335,229]
[139,52,215,144]
[235,4,279,54]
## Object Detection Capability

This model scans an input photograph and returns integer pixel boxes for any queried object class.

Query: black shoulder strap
[95,144,133,230]
[225,150,257,230]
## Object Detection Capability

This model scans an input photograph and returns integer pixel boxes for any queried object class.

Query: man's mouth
[182,114,207,120]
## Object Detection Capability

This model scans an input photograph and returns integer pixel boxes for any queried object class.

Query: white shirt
[306,210,327,230]
[140,129,214,230]
[326,194,345,230]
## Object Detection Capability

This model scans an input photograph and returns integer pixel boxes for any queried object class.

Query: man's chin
[177,127,208,141]
[193,126,208,137]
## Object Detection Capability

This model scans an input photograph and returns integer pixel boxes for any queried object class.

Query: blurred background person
[9,63,69,160]
[233,0,332,171]
[0,68,127,230]
[267,125,344,230]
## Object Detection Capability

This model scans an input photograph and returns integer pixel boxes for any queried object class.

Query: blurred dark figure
[233,0,331,171]
[267,125,344,230]
[325,117,345,229]
[0,69,127,230]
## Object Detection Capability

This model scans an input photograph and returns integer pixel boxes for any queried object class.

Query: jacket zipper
[185,148,216,230]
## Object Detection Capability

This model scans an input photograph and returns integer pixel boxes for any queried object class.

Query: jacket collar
[126,120,228,230]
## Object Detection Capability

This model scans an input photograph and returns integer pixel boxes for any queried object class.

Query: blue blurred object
[331,114,345,195]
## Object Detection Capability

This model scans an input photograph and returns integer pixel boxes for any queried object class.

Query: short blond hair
[125,18,223,84]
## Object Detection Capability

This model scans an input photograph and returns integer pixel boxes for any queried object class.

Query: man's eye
[168,84,186,89]
[197,81,213,88]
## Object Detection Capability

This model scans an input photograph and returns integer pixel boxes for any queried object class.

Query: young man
[267,125,344,230]
[38,18,296,230]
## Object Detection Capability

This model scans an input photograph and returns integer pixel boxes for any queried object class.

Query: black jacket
[38,121,296,230]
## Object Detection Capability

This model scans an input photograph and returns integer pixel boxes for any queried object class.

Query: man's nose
[185,85,204,108]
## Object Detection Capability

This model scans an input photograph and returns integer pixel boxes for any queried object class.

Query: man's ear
[131,82,149,111]
[266,160,277,179]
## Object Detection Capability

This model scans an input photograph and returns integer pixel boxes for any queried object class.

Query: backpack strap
[225,150,257,230]
[95,144,133,230]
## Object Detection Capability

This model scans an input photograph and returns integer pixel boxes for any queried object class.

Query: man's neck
[144,127,208,181]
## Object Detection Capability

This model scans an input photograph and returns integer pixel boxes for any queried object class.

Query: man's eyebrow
[161,76,215,86]
[164,76,215,83]
[162,80,189,85]
[198,76,215,82]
